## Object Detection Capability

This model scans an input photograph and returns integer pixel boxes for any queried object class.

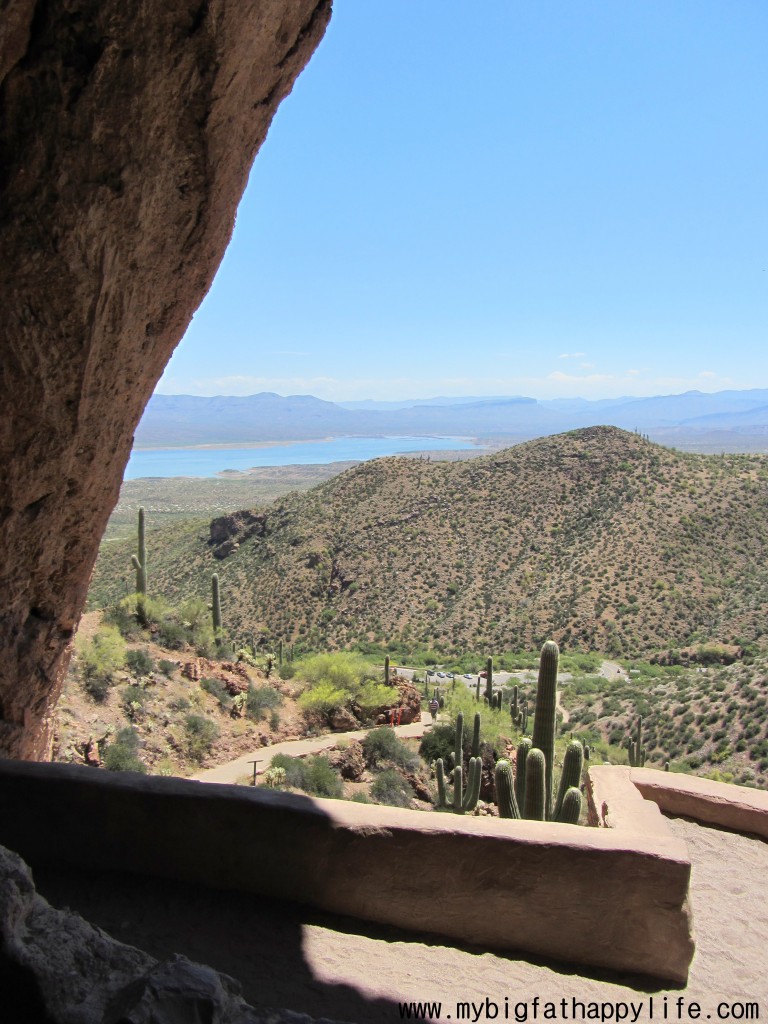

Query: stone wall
[0,0,330,759]
[0,759,695,983]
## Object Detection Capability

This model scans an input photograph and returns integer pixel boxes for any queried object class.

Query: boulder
[0,843,339,1023]
[328,741,365,781]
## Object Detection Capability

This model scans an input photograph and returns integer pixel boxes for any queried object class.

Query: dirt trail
[190,718,430,785]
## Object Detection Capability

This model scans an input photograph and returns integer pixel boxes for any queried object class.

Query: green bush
[78,625,126,698]
[121,683,147,718]
[183,714,220,763]
[296,652,374,692]
[269,753,343,798]
[355,681,398,713]
[158,659,177,678]
[104,728,146,773]
[126,647,154,678]
[418,723,458,764]
[298,681,347,716]
[362,727,418,770]
[370,768,414,808]
[246,684,282,722]
[200,676,231,709]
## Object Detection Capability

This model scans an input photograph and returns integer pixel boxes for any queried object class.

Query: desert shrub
[103,601,142,639]
[298,681,347,716]
[269,710,281,731]
[269,753,343,798]
[295,652,374,692]
[362,727,418,770]
[126,647,154,678]
[200,677,231,708]
[183,714,220,763]
[121,683,147,718]
[158,659,177,678]
[155,619,188,650]
[103,728,146,773]
[355,681,398,714]
[246,684,282,722]
[168,695,191,713]
[262,765,287,788]
[370,768,413,808]
[78,625,126,699]
[418,723,457,764]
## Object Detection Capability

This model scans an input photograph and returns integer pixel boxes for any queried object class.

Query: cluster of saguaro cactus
[436,711,482,814]
[494,641,584,825]
[627,716,646,767]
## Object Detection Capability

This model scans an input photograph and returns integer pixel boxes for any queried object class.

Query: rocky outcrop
[327,740,365,781]
[210,511,269,560]
[0,0,330,758]
[373,676,422,726]
[0,843,337,1023]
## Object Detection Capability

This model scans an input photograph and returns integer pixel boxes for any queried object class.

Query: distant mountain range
[135,388,768,449]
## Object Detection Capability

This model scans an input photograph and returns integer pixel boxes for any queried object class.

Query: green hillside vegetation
[90,427,768,661]
[560,656,768,787]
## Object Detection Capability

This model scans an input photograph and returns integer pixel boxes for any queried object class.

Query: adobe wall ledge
[630,767,768,840]
[0,760,693,983]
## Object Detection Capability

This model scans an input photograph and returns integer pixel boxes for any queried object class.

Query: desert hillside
[90,426,768,658]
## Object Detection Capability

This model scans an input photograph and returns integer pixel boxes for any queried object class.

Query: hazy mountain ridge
[137,388,768,447]
[92,427,768,658]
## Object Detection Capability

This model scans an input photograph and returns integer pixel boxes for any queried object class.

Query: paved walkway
[190,717,432,785]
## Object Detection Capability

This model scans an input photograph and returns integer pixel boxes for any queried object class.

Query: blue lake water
[125,436,484,480]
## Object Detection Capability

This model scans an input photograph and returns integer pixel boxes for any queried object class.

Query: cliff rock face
[0,0,330,758]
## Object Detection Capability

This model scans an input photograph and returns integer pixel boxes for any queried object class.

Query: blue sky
[157,1,767,402]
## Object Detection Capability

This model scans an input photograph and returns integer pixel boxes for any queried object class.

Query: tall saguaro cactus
[628,715,646,767]
[494,641,585,825]
[532,640,559,820]
[485,656,493,703]
[131,507,147,595]
[384,655,390,686]
[211,573,223,648]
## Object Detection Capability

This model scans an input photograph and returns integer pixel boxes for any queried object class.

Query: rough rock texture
[0,0,331,759]
[0,844,339,1024]
[210,510,269,559]
[327,739,365,781]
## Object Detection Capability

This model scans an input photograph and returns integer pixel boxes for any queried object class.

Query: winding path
[190,717,430,785]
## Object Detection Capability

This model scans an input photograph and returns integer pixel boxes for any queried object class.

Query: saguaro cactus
[436,711,482,814]
[384,655,390,686]
[553,740,585,821]
[523,748,547,821]
[211,573,223,647]
[485,656,493,703]
[494,759,521,819]
[131,507,147,595]
[628,715,646,767]
[532,640,559,819]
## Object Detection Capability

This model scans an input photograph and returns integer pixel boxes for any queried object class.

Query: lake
[124,436,484,479]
